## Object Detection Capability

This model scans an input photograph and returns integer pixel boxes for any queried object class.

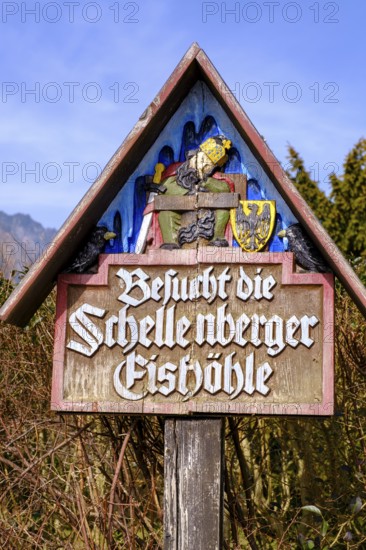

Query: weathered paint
[164,418,224,550]
[51,248,334,415]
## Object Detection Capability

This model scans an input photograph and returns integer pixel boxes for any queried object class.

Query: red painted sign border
[52,249,334,415]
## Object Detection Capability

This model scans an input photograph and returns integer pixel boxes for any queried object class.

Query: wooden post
[164,418,225,550]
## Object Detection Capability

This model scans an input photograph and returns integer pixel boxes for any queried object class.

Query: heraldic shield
[230,200,276,252]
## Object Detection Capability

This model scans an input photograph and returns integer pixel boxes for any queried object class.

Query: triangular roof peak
[1,43,366,326]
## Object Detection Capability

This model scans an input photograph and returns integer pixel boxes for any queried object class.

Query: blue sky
[1,0,365,229]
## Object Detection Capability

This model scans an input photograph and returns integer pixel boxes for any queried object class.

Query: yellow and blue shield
[230,200,276,252]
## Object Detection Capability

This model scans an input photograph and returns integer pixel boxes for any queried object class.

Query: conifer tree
[328,138,366,259]
[286,145,332,225]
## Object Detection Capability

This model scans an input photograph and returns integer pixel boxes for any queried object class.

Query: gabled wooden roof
[1,42,366,326]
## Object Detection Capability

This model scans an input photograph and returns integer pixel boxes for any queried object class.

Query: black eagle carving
[64,226,116,274]
[278,223,330,273]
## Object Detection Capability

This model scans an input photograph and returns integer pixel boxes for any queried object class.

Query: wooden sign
[0,43,363,550]
[52,247,334,415]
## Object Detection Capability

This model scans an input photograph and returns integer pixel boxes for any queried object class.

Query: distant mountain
[0,211,57,279]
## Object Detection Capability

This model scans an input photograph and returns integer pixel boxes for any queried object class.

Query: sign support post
[164,418,224,550]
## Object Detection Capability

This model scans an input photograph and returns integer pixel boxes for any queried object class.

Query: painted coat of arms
[230,200,276,252]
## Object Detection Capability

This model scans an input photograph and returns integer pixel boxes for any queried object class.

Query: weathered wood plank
[197,192,239,208]
[154,193,239,211]
[51,250,334,415]
[228,173,247,199]
[155,195,196,211]
[164,418,224,550]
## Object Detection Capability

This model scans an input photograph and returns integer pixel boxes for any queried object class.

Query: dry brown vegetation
[0,271,365,549]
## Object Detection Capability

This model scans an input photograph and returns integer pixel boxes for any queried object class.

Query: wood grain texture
[197,192,239,208]
[155,195,196,211]
[228,173,247,199]
[51,249,334,415]
[164,418,224,550]
[154,193,239,211]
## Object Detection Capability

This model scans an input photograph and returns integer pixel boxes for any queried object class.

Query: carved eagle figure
[278,223,330,273]
[64,226,116,273]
